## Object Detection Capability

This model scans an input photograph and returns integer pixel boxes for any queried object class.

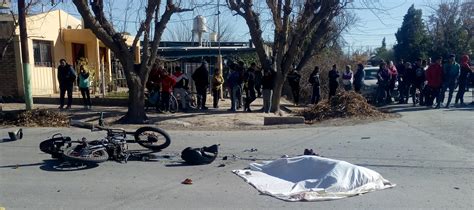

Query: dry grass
[0,109,69,127]
[298,91,388,122]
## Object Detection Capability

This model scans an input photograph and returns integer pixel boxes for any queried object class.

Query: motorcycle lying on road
[39,126,171,164]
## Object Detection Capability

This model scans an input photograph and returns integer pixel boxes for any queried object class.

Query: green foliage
[374,37,395,62]
[427,1,473,59]
[394,5,431,62]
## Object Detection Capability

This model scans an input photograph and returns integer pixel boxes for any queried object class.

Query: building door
[72,43,86,68]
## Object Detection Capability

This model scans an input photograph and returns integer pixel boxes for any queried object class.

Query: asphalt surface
[0,104,473,209]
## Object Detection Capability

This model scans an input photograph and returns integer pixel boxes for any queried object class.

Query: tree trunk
[271,70,285,113]
[119,73,148,124]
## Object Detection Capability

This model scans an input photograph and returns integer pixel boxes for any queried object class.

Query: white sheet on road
[233,156,395,201]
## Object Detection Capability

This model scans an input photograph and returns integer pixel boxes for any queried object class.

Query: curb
[264,116,305,126]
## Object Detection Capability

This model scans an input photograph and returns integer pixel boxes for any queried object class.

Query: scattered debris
[1,109,69,127]
[281,155,289,158]
[222,156,228,160]
[298,92,387,122]
[182,178,193,185]
[454,187,460,190]
[218,164,226,167]
[304,149,320,156]
[243,148,258,152]
[361,137,371,140]
[8,128,23,141]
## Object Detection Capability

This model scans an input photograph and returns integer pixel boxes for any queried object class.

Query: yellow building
[0,10,138,97]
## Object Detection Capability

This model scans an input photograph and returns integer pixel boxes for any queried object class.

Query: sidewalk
[1,95,309,131]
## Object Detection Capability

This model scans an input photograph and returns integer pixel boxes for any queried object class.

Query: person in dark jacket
[455,55,471,106]
[328,64,340,99]
[227,67,241,112]
[396,59,407,103]
[309,66,321,104]
[376,62,390,106]
[401,62,414,104]
[57,59,77,109]
[261,69,275,113]
[411,58,426,106]
[192,61,210,110]
[77,65,91,109]
[353,64,365,93]
[287,68,301,105]
[440,54,460,108]
[425,57,443,108]
[244,63,257,112]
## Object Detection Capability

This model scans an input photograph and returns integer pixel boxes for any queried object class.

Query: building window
[33,40,53,67]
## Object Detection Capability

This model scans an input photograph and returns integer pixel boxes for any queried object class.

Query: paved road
[0,104,473,209]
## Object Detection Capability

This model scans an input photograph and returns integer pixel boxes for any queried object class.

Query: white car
[360,66,399,103]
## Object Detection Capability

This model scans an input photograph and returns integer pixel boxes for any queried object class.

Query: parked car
[360,66,399,103]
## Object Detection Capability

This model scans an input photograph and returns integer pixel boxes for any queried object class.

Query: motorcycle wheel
[63,146,109,164]
[134,126,171,151]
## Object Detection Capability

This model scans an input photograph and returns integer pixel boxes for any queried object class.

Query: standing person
[172,66,189,111]
[226,64,240,112]
[396,60,407,103]
[387,61,398,103]
[425,56,444,108]
[353,64,365,93]
[57,59,76,109]
[309,66,321,104]
[341,65,353,91]
[192,61,210,110]
[244,63,257,112]
[77,65,92,109]
[411,58,426,106]
[236,61,246,109]
[254,66,263,97]
[160,70,176,112]
[261,69,275,113]
[455,55,471,106]
[376,62,390,106]
[440,54,460,108]
[287,68,301,105]
[211,69,224,108]
[328,64,340,99]
[402,62,414,104]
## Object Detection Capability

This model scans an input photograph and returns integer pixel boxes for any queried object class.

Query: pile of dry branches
[1,109,69,127]
[298,91,386,122]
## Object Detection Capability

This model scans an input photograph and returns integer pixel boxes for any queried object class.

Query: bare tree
[72,0,192,123]
[227,0,350,112]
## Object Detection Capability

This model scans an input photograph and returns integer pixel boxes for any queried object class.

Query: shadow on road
[39,159,99,172]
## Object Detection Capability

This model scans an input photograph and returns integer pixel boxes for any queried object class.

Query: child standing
[78,65,92,109]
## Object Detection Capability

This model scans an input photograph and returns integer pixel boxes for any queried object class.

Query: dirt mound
[1,109,69,127]
[298,91,386,122]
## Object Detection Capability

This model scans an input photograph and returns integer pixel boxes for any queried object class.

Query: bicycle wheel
[134,126,171,151]
[63,146,109,164]
[169,95,178,113]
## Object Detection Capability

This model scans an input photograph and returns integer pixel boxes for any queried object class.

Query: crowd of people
[375,54,473,108]
[57,53,473,112]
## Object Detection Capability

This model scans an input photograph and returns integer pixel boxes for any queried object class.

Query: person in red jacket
[160,69,177,112]
[425,56,444,108]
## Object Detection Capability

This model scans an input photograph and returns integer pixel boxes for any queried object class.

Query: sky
[8,0,444,52]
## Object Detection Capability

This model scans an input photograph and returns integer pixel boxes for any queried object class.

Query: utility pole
[18,0,33,110]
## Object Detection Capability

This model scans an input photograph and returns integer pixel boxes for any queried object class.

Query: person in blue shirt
[77,65,92,109]
[439,54,460,108]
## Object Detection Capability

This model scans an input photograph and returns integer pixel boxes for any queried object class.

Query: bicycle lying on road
[39,126,171,164]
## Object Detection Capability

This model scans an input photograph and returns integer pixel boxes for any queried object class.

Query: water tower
[192,15,207,46]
